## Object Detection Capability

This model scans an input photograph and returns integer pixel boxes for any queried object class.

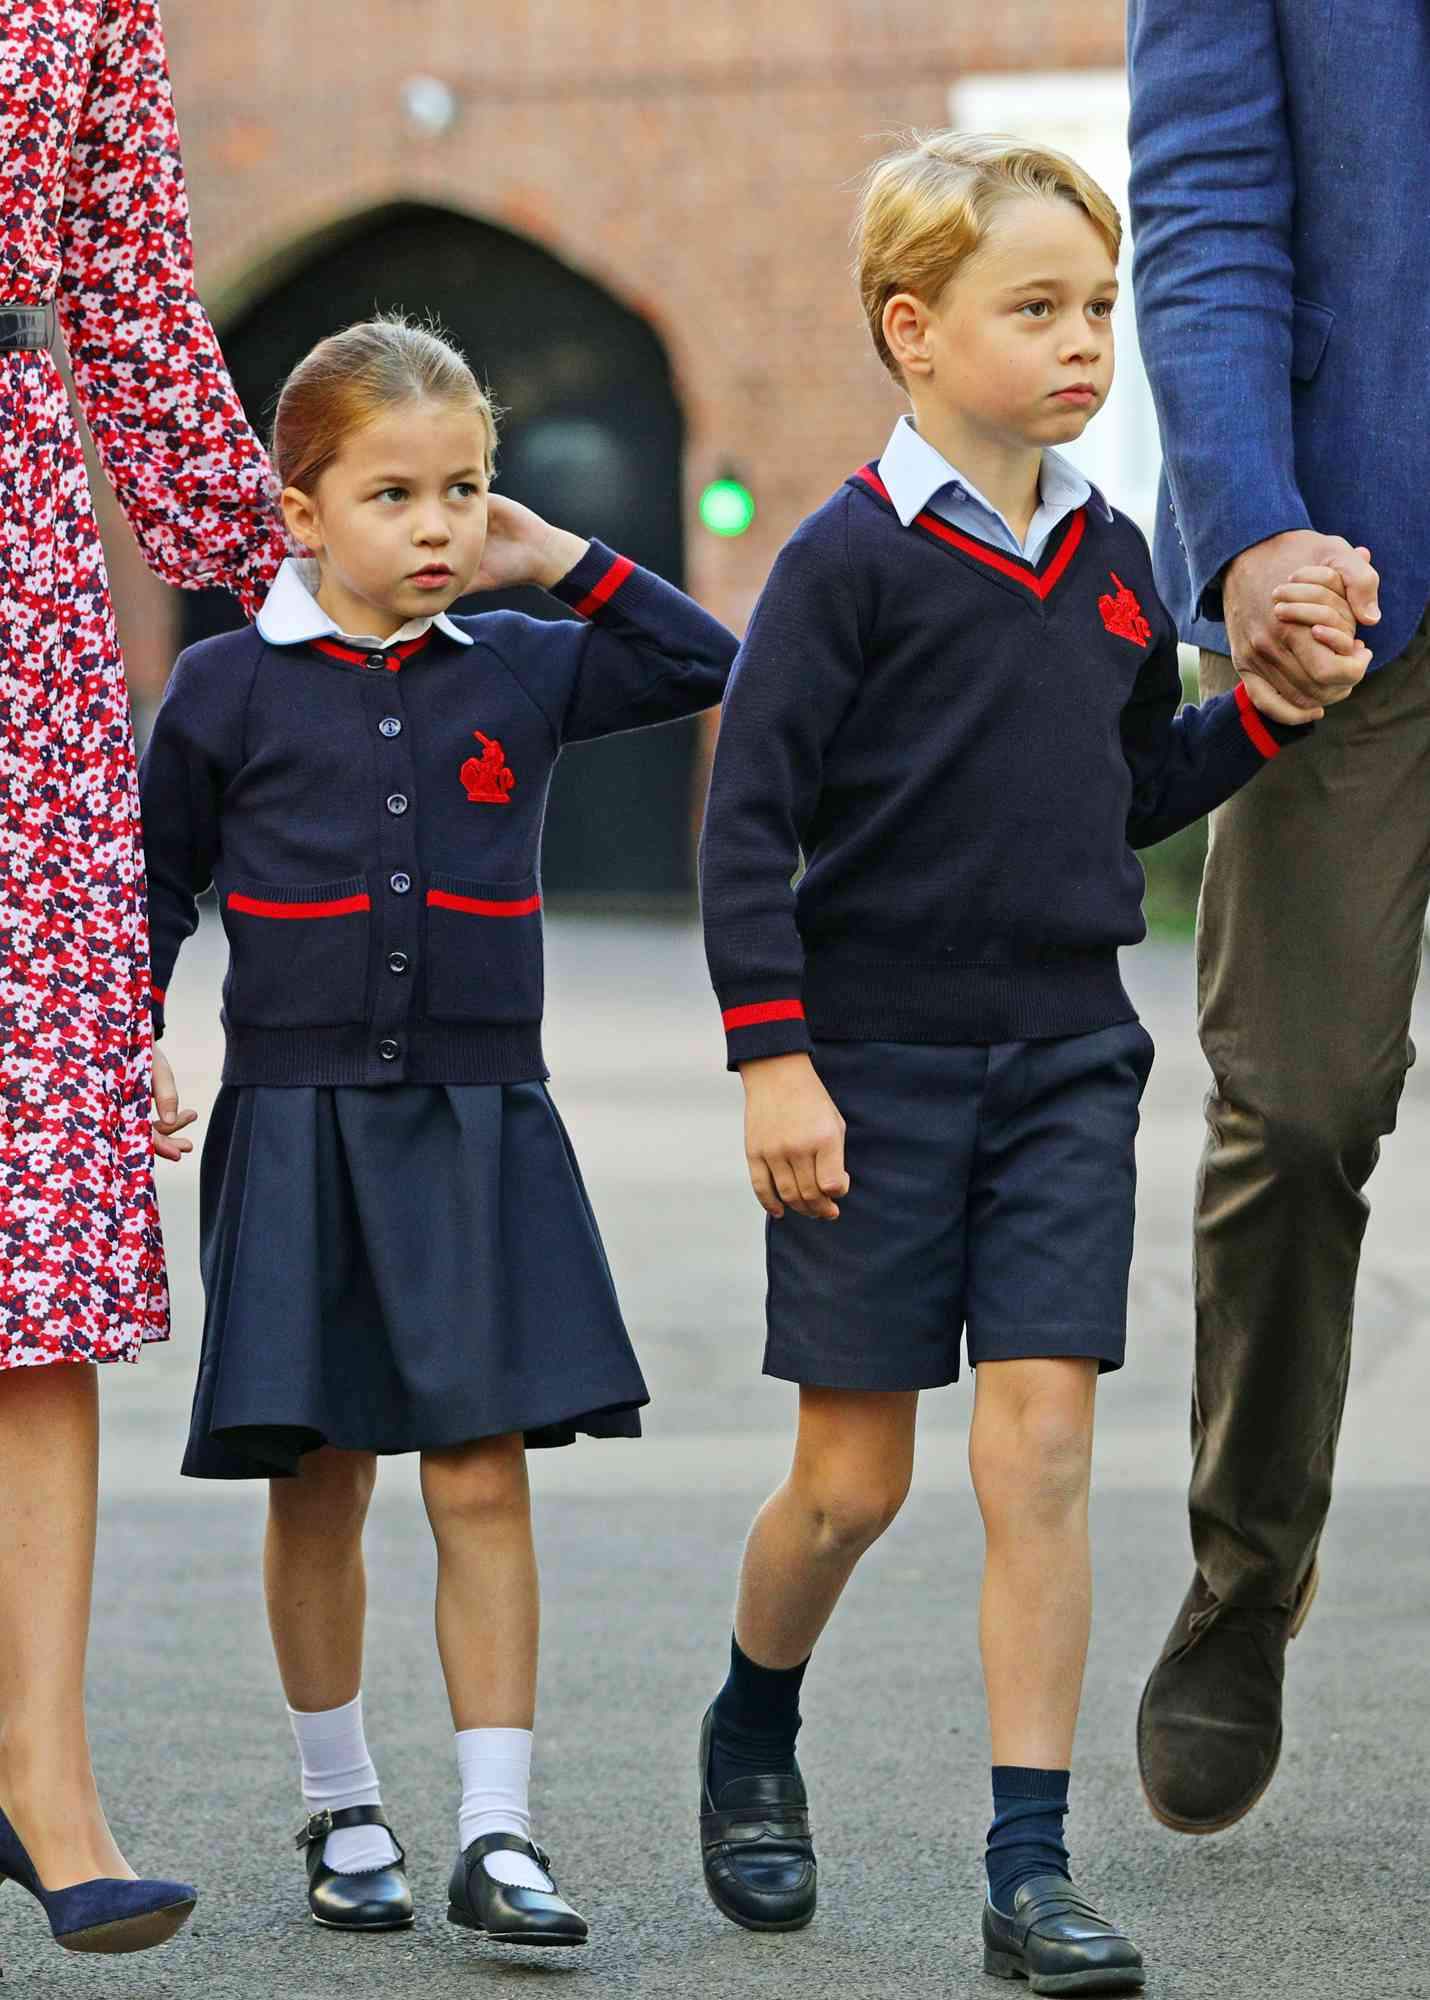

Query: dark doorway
[185,203,693,902]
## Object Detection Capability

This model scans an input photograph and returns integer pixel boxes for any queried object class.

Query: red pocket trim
[227,892,372,919]
[427,889,542,918]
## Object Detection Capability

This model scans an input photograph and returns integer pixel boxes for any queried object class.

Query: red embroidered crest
[460,732,516,804]
[1098,572,1152,647]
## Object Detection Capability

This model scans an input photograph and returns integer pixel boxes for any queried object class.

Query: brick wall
[106,0,1125,697]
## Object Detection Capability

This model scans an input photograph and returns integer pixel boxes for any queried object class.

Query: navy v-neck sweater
[701,468,1306,1067]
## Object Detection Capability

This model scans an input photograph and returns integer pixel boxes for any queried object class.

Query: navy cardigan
[701,469,1307,1068]
[140,542,736,1086]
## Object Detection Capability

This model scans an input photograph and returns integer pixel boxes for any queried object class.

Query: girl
[140,316,735,1946]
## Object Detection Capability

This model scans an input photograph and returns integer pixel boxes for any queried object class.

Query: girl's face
[282,398,492,639]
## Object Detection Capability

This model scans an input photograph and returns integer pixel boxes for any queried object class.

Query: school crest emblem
[1097,572,1152,647]
[460,731,516,804]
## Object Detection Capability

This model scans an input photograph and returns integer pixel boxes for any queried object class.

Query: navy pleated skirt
[183,1082,647,1479]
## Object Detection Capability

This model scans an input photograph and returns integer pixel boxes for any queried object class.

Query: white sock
[456,1727,553,1892]
[288,1693,401,1875]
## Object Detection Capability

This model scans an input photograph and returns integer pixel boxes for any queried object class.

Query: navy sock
[985,1766,1071,1914]
[707,1633,808,1800]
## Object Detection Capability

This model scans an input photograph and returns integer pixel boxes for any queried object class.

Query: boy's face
[282,398,492,639]
[900,195,1118,449]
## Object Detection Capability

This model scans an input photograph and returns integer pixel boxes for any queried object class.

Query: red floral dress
[0,1,286,1366]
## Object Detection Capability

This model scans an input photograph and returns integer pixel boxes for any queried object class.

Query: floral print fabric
[0,0,285,1364]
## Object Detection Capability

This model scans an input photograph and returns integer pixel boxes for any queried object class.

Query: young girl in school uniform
[140,316,735,1947]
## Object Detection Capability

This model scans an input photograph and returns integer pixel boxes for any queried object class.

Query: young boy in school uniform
[695,132,1367,1994]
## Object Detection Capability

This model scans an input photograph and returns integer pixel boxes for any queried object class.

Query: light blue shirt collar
[256,556,474,649]
[877,413,1111,547]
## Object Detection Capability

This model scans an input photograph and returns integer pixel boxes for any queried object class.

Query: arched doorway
[184,203,693,902]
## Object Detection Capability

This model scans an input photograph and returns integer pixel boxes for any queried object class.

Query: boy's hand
[151,1048,197,1163]
[740,1053,849,1221]
[472,494,589,595]
[1272,565,1373,672]
[1247,565,1373,726]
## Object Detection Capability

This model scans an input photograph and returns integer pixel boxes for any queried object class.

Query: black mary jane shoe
[447,1833,588,1947]
[296,1806,414,1932]
[982,1874,1145,1995]
[698,1703,817,1932]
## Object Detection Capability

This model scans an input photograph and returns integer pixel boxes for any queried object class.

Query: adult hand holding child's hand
[1225,531,1378,726]
[740,1053,850,1221]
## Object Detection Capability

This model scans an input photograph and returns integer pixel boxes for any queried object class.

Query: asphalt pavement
[6,916,1425,1999]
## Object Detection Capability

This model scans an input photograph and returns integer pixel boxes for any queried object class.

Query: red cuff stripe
[150,981,166,1005]
[228,892,372,919]
[721,999,806,1031]
[1234,680,1281,759]
[427,889,542,917]
[572,554,635,620]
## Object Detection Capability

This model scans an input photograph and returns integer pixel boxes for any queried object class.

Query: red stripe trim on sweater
[227,892,372,919]
[311,632,432,670]
[427,889,542,917]
[1234,679,1281,759]
[721,999,806,1031]
[854,464,1086,601]
[572,554,635,619]
[150,980,166,1005]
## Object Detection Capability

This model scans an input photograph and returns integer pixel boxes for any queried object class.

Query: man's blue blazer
[1127,0,1430,668]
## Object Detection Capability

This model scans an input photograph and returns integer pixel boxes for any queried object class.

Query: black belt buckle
[0,305,53,354]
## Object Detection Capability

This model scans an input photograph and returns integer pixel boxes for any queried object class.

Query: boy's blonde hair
[855,131,1122,379]
[272,312,499,494]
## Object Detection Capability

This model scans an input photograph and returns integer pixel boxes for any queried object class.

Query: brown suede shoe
[1137,1562,1318,1835]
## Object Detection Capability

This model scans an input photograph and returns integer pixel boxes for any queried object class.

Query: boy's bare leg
[969,1356,1097,1767]
[418,1433,538,1730]
[734,1386,919,1667]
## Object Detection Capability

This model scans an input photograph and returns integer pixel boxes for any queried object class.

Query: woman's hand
[471,494,589,595]
[152,1048,197,1163]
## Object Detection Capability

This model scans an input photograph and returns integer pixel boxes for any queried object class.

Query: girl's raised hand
[471,494,589,596]
[152,1047,197,1163]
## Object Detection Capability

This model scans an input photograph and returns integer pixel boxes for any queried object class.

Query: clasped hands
[1228,530,1379,725]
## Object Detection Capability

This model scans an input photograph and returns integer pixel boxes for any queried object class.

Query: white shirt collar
[876,412,1111,535]
[255,556,474,649]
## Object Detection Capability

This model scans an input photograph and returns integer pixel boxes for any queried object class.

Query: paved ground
[8,918,1427,1997]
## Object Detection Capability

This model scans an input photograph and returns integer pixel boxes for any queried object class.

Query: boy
[695,132,1367,1994]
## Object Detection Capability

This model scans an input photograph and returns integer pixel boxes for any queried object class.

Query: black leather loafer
[698,1704,816,1932]
[982,1874,1144,1995]
[295,1806,413,1932]
[447,1833,587,1947]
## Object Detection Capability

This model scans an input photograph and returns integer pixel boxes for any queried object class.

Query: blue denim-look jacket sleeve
[1126,0,1311,624]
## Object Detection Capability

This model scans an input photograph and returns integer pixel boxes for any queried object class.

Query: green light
[699,477,756,538]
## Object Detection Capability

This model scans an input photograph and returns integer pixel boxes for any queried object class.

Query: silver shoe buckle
[296,1808,334,1848]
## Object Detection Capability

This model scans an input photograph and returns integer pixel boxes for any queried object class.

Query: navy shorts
[763,1023,1155,1391]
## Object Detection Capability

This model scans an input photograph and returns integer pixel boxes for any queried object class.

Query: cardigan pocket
[424,872,544,1023]
[222,876,372,1028]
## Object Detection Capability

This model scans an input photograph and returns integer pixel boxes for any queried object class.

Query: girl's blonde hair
[271,313,499,493]
[855,131,1122,378]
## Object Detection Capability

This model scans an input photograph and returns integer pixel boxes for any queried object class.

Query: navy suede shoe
[0,1804,195,1955]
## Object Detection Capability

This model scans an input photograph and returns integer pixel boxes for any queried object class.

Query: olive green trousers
[1192,608,1430,1605]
